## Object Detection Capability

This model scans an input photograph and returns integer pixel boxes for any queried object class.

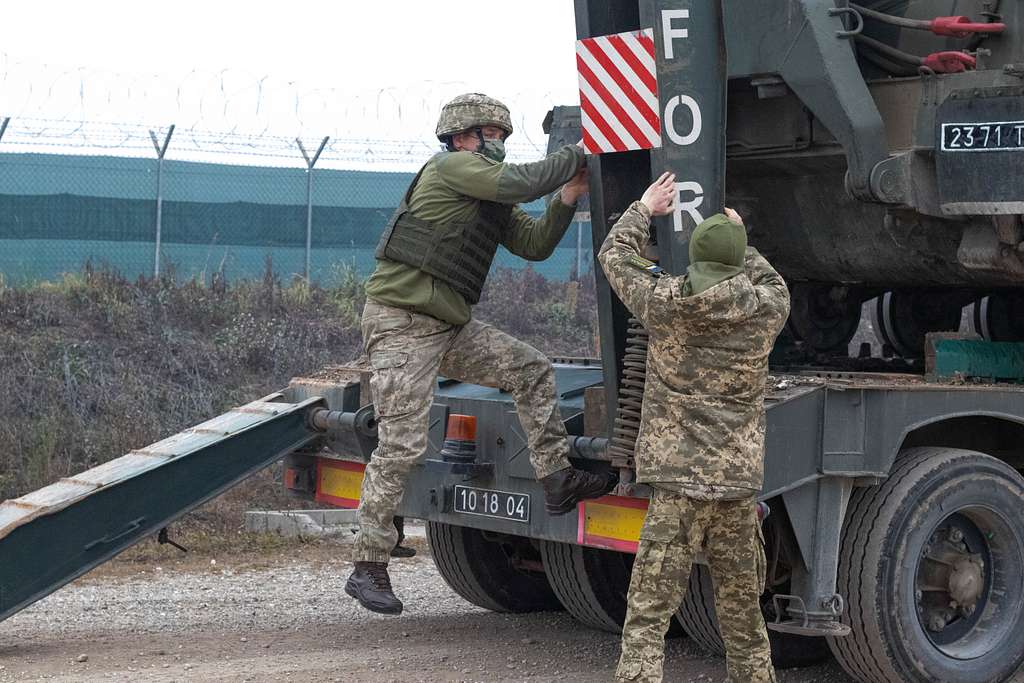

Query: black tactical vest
[375,154,511,305]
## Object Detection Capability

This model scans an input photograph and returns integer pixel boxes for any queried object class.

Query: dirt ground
[0,534,854,683]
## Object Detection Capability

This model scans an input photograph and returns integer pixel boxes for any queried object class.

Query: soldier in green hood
[599,172,791,683]
[346,94,618,615]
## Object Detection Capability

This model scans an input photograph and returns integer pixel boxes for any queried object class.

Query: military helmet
[435,93,513,141]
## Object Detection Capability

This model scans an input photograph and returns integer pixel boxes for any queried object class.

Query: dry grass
[0,262,597,540]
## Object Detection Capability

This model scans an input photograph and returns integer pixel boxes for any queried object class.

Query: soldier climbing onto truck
[345,93,619,616]
[598,171,791,683]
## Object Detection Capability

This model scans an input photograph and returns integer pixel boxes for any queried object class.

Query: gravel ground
[0,535,853,683]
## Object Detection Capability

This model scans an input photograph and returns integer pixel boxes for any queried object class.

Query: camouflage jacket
[597,201,790,492]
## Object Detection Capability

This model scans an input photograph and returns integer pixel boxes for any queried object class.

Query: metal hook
[829,7,864,38]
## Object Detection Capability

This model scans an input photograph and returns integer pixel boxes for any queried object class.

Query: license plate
[941,120,1024,152]
[453,485,530,523]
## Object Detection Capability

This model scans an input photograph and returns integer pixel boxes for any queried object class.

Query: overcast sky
[0,1,582,163]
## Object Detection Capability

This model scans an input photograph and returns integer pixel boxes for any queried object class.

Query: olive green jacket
[364,145,585,324]
[597,201,791,492]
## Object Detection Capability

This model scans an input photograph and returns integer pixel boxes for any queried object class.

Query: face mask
[480,137,506,163]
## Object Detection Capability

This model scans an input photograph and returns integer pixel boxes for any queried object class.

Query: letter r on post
[673,181,705,233]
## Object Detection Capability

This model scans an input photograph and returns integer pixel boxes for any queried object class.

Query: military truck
[283,2,1024,681]
[3,1,1024,682]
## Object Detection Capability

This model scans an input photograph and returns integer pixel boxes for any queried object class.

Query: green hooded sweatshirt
[683,213,747,296]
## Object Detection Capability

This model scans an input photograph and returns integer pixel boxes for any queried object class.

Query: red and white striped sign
[576,28,661,154]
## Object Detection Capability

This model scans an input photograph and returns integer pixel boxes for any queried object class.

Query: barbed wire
[0,52,580,169]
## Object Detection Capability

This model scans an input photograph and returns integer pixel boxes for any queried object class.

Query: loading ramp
[0,393,324,625]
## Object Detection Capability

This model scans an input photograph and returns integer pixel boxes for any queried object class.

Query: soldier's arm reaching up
[597,172,678,330]
[436,145,585,205]
[502,167,591,261]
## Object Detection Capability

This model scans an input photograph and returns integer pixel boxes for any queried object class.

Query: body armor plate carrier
[375,154,510,305]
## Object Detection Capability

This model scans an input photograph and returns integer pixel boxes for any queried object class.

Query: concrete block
[244,509,358,540]
[244,509,425,540]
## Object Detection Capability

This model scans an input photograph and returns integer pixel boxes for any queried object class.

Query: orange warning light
[445,414,477,442]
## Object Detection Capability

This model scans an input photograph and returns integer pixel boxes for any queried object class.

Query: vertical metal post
[783,476,854,628]
[639,0,728,275]
[574,0,650,437]
[149,125,175,278]
[296,136,329,280]
[576,220,584,279]
[0,117,10,144]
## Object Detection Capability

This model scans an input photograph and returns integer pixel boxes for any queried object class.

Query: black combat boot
[345,561,403,615]
[541,467,619,515]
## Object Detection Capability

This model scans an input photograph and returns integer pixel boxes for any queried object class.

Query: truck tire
[425,521,561,613]
[539,540,685,635]
[827,447,1024,683]
[674,564,724,655]
[675,564,830,669]
[539,540,634,632]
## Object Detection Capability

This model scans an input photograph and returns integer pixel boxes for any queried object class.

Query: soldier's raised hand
[724,206,744,225]
[641,172,676,216]
[561,168,590,206]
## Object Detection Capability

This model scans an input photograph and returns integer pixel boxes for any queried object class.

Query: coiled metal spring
[608,318,648,463]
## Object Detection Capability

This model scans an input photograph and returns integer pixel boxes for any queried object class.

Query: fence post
[296,136,330,281]
[0,117,10,144]
[576,219,583,281]
[149,125,175,279]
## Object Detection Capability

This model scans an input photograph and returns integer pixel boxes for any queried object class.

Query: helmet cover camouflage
[435,93,514,140]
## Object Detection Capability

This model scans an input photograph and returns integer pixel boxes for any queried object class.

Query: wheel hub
[948,557,984,608]
[915,513,992,645]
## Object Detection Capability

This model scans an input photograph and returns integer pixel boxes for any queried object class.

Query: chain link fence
[0,117,594,287]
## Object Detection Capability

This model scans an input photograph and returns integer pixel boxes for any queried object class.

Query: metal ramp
[0,393,323,625]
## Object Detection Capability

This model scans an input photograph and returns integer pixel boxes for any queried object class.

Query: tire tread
[828,447,1024,683]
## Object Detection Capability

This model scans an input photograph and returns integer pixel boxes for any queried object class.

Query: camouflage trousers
[353,300,572,563]
[616,489,775,683]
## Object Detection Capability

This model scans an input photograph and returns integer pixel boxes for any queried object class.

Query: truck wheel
[871,290,961,358]
[539,540,634,632]
[969,293,1024,342]
[539,540,686,635]
[675,564,830,668]
[828,447,1024,683]
[786,283,862,355]
[674,564,724,655]
[425,521,561,613]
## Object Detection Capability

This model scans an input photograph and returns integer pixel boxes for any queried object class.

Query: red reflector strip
[315,459,366,509]
[578,494,649,554]
[283,467,306,491]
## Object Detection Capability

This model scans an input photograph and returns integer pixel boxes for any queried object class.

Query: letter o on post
[664,95,702,146]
